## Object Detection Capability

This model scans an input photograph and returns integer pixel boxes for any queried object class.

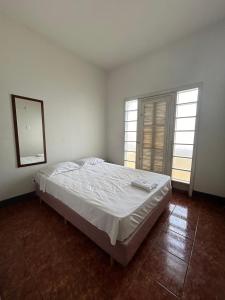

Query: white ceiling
[1,0,225,70]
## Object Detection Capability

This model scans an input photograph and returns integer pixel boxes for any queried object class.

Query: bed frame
[36,185,171,266]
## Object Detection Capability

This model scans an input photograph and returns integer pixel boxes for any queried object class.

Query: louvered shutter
[137,94,175,175]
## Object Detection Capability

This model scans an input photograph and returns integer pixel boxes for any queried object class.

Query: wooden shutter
[137,94,175,175]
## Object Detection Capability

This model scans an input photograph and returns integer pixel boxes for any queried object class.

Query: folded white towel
[131,179,158,192]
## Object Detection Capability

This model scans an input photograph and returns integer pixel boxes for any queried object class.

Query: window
[137,94,174,174]
[123,86,199,189]
[124,99,138,168]
[172,88,199,183]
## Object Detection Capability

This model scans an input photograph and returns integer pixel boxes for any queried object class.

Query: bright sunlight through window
[172,88,199,183]
[124,99,138,168]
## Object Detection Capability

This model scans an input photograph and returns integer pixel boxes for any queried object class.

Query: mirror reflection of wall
[12,95,47,167]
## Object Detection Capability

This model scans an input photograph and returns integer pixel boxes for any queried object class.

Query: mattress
[35,162,171,245]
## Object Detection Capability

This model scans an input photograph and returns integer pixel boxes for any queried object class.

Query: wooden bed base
[36,186,171,266]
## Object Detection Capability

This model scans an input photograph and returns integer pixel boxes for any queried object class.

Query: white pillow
[76,157,104,166]
[39,162,80,177]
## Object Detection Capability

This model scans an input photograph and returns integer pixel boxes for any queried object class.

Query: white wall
[0,14,106,201]
[107,21,225,197]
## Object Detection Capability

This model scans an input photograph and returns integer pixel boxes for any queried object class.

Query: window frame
[136,93,176,175]
[123,99,138,168]
[124,83,202,196]
[171,86,201,196]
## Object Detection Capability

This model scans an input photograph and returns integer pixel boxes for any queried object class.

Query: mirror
[11,94,47,167]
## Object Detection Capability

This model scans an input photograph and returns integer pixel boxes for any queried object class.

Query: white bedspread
[21,155,44,164]
[35,163,171,245]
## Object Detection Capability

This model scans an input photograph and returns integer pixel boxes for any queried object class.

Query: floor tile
[183,246,225,300]
[163,213,196,240]
[197,208,225,238]
[155,229,193,262]
[173,204,199,223]
[33,260,78,296]
[141,245,188,296]
[0,232,23,267]
[88,242,147,299]
[1,278,41,300]
[194,231,225,267]
[168,203,176,213]
[0,191,225,299]
[0,259,32,299]
[123,268,177,300]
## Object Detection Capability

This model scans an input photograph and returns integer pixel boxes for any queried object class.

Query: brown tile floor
[0,191,225,299]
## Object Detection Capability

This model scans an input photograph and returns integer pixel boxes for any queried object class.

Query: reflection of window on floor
[124,99,138,168]
[172,88,199,183]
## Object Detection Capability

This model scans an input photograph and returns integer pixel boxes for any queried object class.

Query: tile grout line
[156,239,190,264]
[144,201,183,298]
[1,192,205,299]
[148,244,187,298]
[180,213,200,299]
[162,226,193,240]
[156,201,193,263]
[156,280,180,298]
[159,199,195,263]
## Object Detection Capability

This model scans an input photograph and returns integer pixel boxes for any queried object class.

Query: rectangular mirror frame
[11,94,47,168]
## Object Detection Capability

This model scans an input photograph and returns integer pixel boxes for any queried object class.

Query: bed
[35,161,171,266]
[21,154,44,164]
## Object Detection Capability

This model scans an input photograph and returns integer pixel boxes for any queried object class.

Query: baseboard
[172,187,188,195]
[192,190,225,201]
[172,180,189,192]
[172,187,225,202]
[0,191,36,208]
